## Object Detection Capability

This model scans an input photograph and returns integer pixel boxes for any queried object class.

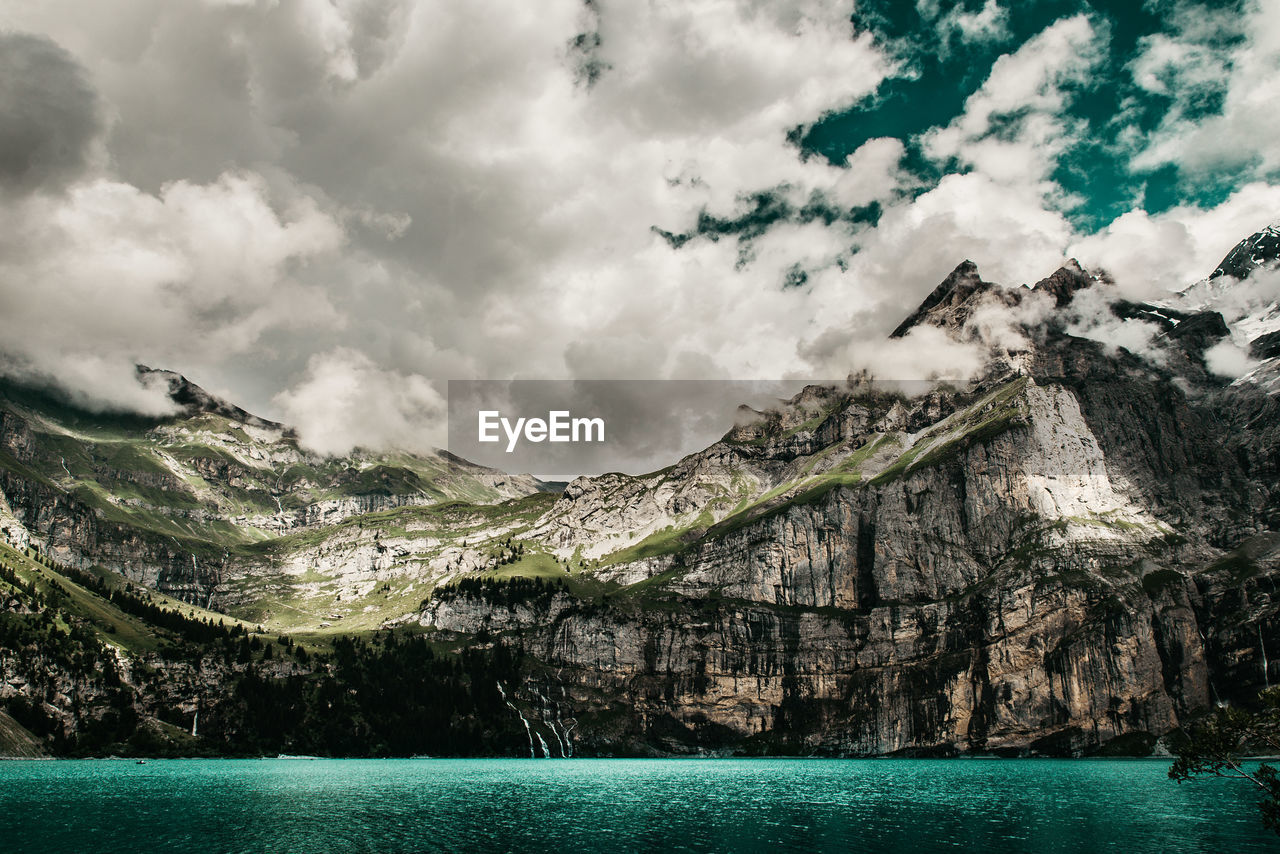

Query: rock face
[412,236,1280,757]
[3,227,1280,757]
[1211,223,1280,280]
[1252,331,1280,361]
[423,568,1220,756]
[136,365,285,430]
[1031,258,1094,307]
[417,358,1269,756]
[891,260,1003,338]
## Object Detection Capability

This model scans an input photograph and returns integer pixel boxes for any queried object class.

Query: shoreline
[1,753,1236,762]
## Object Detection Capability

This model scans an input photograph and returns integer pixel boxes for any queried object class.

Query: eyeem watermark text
[478,410,605,453]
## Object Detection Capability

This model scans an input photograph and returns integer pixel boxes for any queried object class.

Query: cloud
[1204,339,1260,378]
[942,0,1011,45]
[273,348,448,456]
[0,4,903,459]
[831,136,910,209]
[796,170,1074,362]
[1061,284,1165,365]
[1067,181,1280,298]
[847,324,989,383]
[0,2,1277,466]
[917,0,1012,53]
[920,14,1103,187]
[1131,0,1280,178]
[1128,33,1230,99]
[0,170,347,412]
[0,33,101,194]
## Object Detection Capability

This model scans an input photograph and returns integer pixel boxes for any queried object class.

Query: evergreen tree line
[19,546,274,652]
[204,632,529,756]
[2,546,536,757]
[429,575,567,609]
[0,581,144,755]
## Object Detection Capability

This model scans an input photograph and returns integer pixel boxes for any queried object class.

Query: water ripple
[0,758,1274,853]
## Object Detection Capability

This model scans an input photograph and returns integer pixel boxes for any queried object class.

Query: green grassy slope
[0,380,540,553]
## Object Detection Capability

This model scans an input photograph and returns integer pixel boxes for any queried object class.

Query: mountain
[1162,224,1280,341]
[1210,223,1280,281]
[135,365,286,430]
[0,372,547,611]
[1,228,1279,758]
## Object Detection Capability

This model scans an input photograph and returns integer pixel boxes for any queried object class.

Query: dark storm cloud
[0,33,100,193]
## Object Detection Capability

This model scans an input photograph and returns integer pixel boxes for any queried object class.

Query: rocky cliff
[411,234,1280,757]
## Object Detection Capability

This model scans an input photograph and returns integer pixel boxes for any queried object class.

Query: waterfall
[535,732,551,759]
[1197,624,1223,705]
[1261,624,1271,690]
[550,675,575,757]
[497,682,535,758]
[515,711,536,758]
[549,710,569,758]
[546,719,567,758]
[534,686,574,758]
[535,689,560,757]
[191,709,199,738]
[59,457,72,480]
[563,720,576,758]
[274,472,285,516]
[553,692,574,758]
[192,554,214,608]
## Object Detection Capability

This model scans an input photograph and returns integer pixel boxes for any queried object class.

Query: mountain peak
[1210,222,1280,280]
[135,365,283,430]
[889,260,991,339]
[1031,259,1093,307]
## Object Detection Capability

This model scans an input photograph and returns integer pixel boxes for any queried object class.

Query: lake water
[0,758,1273,852]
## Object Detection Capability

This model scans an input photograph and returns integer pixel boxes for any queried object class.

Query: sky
[1,0,1279,459]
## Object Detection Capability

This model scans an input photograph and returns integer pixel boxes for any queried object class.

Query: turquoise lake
[0,758,1274,852]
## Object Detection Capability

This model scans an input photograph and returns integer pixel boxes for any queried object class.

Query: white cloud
[0,0,900,453]
[1129,33,1229,97]
[946,0,1011,44]
[274,348,448,455]
[848,324,988,383]
[795,171,1076,374]
[921,14,1102,187]
[1205,339,1260,378]
[831,136,909,209]
[1132,0,1280,177]
[1068,182,1280,298]
[847,171,1075,288]
[1061,284,1165,364]
[0,170,346,410]
[918,0,1011,51]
